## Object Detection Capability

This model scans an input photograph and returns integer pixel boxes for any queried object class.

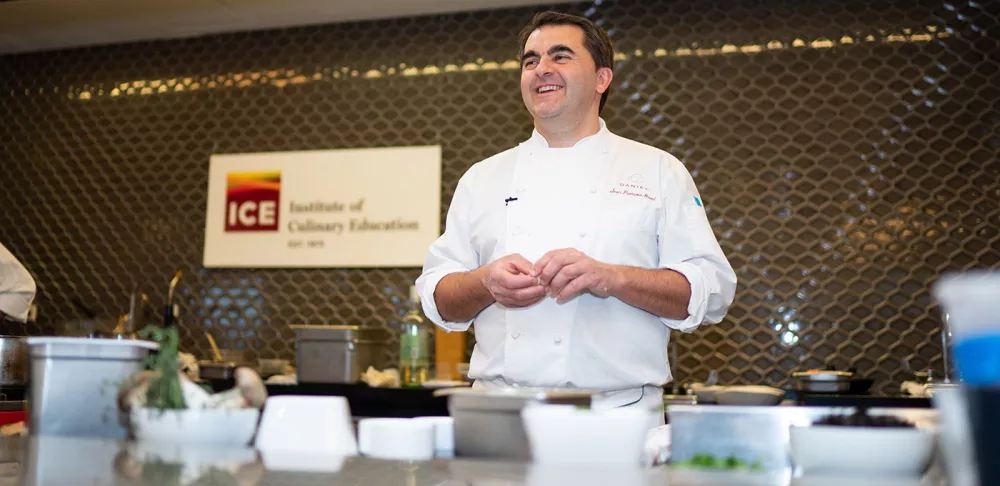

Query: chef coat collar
[525,118,612,154]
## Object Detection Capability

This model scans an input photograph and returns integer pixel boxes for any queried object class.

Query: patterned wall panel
[0,0,997,394]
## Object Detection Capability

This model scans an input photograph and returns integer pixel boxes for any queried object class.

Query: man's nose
[535,56,555,76]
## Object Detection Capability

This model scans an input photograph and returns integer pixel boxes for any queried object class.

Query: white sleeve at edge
[415,170,480,332]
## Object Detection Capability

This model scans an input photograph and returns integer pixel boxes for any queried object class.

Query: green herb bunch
[672,453,763,471]
[137,325,186,410]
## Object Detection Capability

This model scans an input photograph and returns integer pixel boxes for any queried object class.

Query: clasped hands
[481,250,619,308]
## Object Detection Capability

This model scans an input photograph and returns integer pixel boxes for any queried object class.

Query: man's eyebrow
[521,45,576,62]
[547,44,575,56]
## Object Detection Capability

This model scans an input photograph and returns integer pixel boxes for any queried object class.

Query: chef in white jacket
[416,11,737,411]
[0,242,36,323]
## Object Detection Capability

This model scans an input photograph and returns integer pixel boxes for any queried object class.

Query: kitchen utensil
[522,404,652,467]
[789,425,935,476]
[113,285,142,338]
[130,407,260,446]
[290,325,388,383]
[0,336,27,386]
[434,387,594,459]
[27,337,158,439]
[715,385,785,406]
[205,332,223,362]
[358,418,435,461]
[126,285,138,332]
[163,271,182,328]
[255,396,357,456]
[793,370,854,393]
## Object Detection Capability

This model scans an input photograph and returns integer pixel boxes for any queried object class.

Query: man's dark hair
[517,11,615,113]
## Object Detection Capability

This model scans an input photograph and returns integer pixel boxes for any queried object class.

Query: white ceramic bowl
[789,425,935,477]
[255,396,357,456]
[715,386,785,406]
[130,407,260,447]
[521,404,652,467]
[357,418,435,461]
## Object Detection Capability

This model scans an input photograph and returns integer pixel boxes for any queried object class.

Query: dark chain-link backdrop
[1,0,997,394]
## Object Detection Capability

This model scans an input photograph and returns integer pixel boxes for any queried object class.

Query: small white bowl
[715,386,785,406]
[130,407,260,447]
[789,425,935,477]
[521,404,653,467]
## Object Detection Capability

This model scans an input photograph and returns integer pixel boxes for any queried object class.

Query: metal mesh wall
[1,0,997,393]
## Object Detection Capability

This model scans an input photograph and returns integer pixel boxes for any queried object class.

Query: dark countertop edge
[265,382,451,417]
[205,382,934,418]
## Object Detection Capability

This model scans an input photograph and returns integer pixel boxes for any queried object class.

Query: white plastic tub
[27,337,158,439]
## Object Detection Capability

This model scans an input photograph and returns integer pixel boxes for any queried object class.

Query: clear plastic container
[27,337,158,439]
[933,270,1000,386]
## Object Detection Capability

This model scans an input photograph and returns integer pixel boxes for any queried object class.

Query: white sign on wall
[203,146,441,268]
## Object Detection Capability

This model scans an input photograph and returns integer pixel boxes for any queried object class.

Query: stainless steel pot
[0,336,28,386]
[291,325,388,383]
[434,387,594,459]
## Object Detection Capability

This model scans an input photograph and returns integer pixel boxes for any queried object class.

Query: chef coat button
[578,232,587,239]
[512,332,521,339]
[589,186,597,193]
[553,335,563,344]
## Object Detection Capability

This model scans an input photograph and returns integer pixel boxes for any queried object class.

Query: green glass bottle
[399,285,430,387]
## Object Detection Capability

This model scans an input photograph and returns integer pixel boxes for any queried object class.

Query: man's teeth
[537,86,561,93]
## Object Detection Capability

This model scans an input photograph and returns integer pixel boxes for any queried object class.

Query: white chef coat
[416,119,736,401]
[0,243,36,322]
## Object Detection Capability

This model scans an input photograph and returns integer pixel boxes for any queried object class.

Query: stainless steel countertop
[0,437,946,486]
[0,436,941,486]
[0,435,677,486]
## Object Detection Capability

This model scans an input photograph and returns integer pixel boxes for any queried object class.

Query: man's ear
[596,67,613,94]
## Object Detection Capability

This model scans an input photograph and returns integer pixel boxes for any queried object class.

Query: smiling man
[416,11,737,415]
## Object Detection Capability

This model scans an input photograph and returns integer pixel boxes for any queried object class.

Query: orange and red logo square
[225,171,280,232]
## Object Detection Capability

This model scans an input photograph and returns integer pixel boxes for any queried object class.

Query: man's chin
[530,107,564,120]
